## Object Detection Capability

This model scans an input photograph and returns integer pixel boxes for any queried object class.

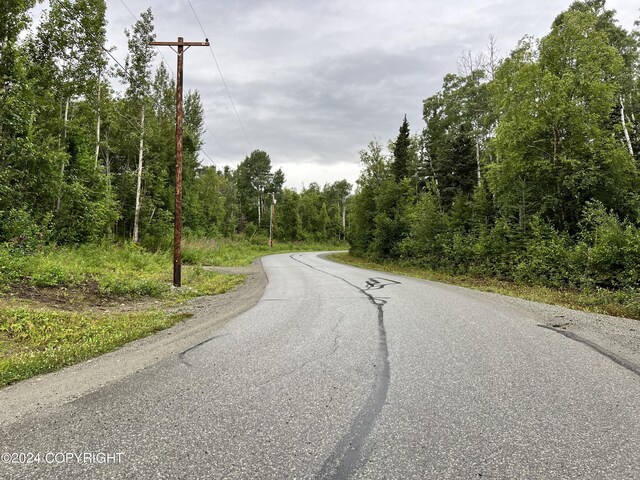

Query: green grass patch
[330,252,640,321]
[0,241,247,387]
[0,242,244,300]
[182,237,348,266]
[0,306,189,387]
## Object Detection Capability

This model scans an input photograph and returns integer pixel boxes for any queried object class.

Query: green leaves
[349,0,640,292]
[123,8,156,102]
[489,6,638,231]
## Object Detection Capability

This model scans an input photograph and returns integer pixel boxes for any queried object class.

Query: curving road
[2,252,639,479]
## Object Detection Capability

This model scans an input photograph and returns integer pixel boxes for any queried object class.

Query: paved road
[2,253,639,479]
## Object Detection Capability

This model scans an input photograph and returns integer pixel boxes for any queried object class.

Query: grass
[0,242,243,299]
[182,237,348,266]
[329,252,640,321]
[0,306,189,387]
[0,237,345,387]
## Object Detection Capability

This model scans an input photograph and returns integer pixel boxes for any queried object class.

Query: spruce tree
[392,115,411,181]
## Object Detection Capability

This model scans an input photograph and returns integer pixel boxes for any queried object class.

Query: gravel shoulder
[0,259,267,427]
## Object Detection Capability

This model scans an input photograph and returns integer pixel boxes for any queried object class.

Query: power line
[119,0,175,78]
[118,0,228,164]
[51,0,228,164]
[185,0,253,152]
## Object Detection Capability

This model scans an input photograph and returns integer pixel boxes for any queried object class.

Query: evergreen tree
[392,115,411,181]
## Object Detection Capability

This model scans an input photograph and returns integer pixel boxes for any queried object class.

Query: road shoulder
[0,259,267,427]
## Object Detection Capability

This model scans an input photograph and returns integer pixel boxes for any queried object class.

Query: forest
[0,1,351,251]
[2,0,640,294]
[348,0,640,292]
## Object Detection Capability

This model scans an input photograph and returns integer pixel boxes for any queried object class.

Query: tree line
[348,0,640,289]
[0,1,351,250]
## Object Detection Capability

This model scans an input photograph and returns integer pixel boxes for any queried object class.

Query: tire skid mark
[538,325,640,377]
[178,334,228,366]
[288,254,400,479]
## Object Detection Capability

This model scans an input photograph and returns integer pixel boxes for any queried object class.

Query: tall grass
[0,242,244,298]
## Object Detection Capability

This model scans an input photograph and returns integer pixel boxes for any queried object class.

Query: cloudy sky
[35,1,640,189]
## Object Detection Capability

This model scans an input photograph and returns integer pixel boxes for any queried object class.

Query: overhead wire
[118,0,229,164]
[185,0,253,153]
[50,0,227,166]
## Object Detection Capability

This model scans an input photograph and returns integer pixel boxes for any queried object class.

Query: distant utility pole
[269,193,276,248]
[150,37,209,287]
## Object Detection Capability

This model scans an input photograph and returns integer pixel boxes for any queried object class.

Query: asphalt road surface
[2,252,639,479]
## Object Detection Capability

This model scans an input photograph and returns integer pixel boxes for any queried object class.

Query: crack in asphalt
[288,254,400,480]
[253,309,350,391]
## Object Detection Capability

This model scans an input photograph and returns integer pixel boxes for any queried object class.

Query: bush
[0,209,51,252]
[584,216,640,288]
[513,217,577,287]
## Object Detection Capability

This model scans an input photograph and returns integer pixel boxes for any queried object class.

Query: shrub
[0,209,51,252]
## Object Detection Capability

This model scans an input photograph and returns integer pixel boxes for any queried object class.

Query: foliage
[0,242,241,298]
[0,3,352,249]
[347,1,640,298]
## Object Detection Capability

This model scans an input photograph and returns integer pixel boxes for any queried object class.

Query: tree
[123,8,156,243]
[423,71,489,209]
[489,8,638,232]
[236,150,280,228]
[0,0,36,90]
[323,180,352,240]
[35,0,108,212]
[276,189,302,240]
[392,115,411,181]
[348,140,390,254]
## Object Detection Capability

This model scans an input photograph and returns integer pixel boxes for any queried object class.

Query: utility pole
[342,199,347,241]
[269,193,276,248]
[150,37,209,287]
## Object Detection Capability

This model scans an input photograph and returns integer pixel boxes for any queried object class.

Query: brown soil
[1,282,160,313]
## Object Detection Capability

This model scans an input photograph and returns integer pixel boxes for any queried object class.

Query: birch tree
[123,9,156,243]
[35,0,108,210]
[489,9,637,231]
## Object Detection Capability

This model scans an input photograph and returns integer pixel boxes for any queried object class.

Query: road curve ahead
[2,252,639,479]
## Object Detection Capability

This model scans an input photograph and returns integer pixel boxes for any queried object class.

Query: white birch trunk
[425,147,440,197]
[94,77,101,169]
[342,203,346,240]
[475,135,481,185]
[620,96,634,157]
[133,106,145,243]
[105,129,111,192]
[257,195,262,227]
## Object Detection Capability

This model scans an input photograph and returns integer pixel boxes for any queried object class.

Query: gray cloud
[97,0,639,187]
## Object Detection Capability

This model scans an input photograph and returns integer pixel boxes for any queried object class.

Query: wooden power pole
[150,37,209,287]
[269,193,276,248]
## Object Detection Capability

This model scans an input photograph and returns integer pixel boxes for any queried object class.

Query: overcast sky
[35,1,640,189]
